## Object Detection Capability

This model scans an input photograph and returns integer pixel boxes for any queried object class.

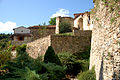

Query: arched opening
[78,18,83,30]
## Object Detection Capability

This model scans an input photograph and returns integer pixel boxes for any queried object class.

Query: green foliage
[91,0,120,24]
[49,17,56,25]
[56,32,73,36]
[0,41,13,67]
[39,62,66,80]
[110,17,116,24]
[77,67,96,80]
[93,0,96,3]
[42,22,46,26]
[1,45,66,80]
[44,46,61,65]
[0,44,40,80]
[91,0,100,14]
[20,67,41,80]
[74,47,91,60]
[58,52,73,65]
[59,20,72,33]
[16,44,27,54]
[96,18,99,21]
[92,0,120,24]
[0,33,11,41]
[58,48,90,76]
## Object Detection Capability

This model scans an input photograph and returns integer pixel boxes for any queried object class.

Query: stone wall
[26,34,91,59]
[51,35,91,54]
[89,0,120,80]
[56,16,74,34]
[30,28,55,41]
[12,36,32,46]
[73,30,92,37]
[26,36,51,59]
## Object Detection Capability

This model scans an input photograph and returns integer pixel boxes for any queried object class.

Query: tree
[59,20,72,33]
[49,18,56,25]
[0,45,66,80]
[44,46,61,65]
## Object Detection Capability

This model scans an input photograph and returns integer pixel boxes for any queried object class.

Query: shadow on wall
[99,55,120,80]
[99,56,103,80]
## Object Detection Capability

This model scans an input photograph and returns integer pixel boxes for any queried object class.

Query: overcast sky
[0,0,94,33]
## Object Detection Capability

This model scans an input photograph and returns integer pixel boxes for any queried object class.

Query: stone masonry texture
[26,34,91,59]
[89,0,120,80]
[26,36,51,59]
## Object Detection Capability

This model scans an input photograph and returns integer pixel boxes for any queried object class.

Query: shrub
[58,52,89,76]
[1,45,66,80]
[44,46,61,65]
[74,47,91,60]
[77,67,96,80]
[57,52,73,65]
[16,44,27,55]
[0,41,13,67]
[39,62,66,80]
[59,20,72,33]
[0,45,37,80]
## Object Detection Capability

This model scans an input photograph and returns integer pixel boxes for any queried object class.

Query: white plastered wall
[14,27,30,34]
[74,15,82,29]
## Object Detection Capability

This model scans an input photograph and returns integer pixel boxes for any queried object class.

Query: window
[88,16,90,24]
[17,36,24,41]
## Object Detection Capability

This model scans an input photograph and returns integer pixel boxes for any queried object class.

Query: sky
[0,0,94,33]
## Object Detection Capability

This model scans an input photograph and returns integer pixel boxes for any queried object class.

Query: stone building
[55,12,93,36]
[12,12,93,46]
[73,12,93,30]
[11,26,32,45]
[11,12,93,57]
[72,12,93,36]
[28,25,56,40]
[56,16,74,34]
[26,14,93,58]
[12,25,56,45]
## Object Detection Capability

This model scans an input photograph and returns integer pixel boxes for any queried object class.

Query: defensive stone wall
[26,34,91,59]
[51,35,91,54]
[73,29,92,37]
[30,28,55,41]
[26,36,51,59]
[89,0,120,80]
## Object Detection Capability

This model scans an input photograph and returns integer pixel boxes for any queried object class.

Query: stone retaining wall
[73,30,92,37]
[51,35,91,54]
[26,36,51,59]
[30,28,55,41]
[26,34,91,59]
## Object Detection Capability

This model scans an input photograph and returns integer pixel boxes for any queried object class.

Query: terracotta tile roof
[28,25,56,29]
[74,12,90,20]
[47,25,56,28]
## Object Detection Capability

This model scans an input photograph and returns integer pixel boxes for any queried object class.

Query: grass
[55,32,73,36]
[77,67,96,80]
